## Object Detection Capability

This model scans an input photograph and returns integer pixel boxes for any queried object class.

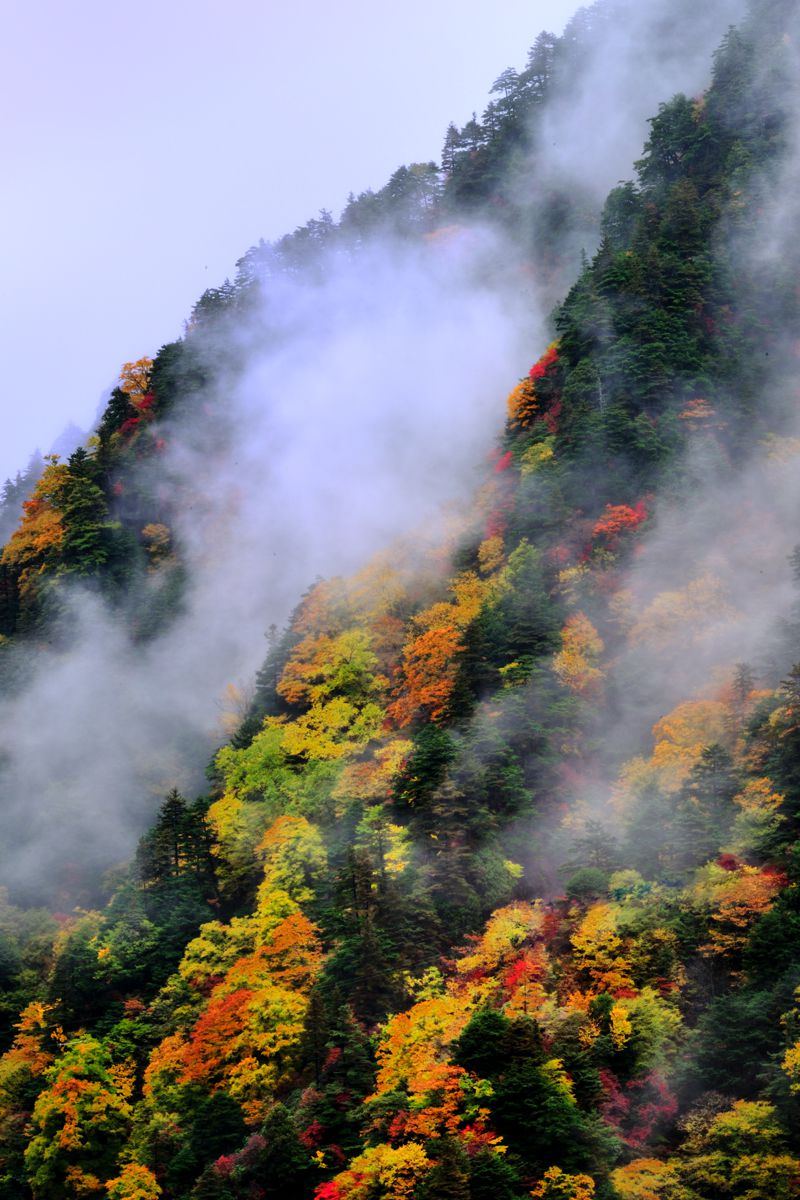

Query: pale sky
[0,0,581,484]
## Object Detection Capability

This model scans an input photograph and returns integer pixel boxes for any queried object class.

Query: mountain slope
[0,1,799,1197]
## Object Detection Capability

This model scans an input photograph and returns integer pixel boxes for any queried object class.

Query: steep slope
[0,1,799,1197]
[0,0,747,905]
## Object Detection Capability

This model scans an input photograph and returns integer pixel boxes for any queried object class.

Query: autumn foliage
[0,24,799,1200]
[591,501,647,545]
[506,342,559,430]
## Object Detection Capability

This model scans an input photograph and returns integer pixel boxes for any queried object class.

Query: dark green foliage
[454,1008,522,1078]
[455,1010,592,1172]
[136,789,215,886]
[148,339,210,421]
[0,454,44,548]
[622,772,676,879]
[130,791,217,989]
[744,887,800,984]
[566,867,610,902]
[54,448,114,574]
[753,666,800,834]
[255,1103,316,1198]
[563,821,622,876]
[324,849,406,1024]
[246,622,303,730]
[95,387,138,451]
[468,1149,523,1200]
[295,995,376,1158]
[636,94,706,195]
[673,744,740,871]
[0,563,19,637]
[490,1057,591,1173]
[191,1168,236,1200]
[689,985,792,1096]
[484,541,561,666]
[163,1091,248,1194]
[0,898,57,1051]
[394,725,457,810]
[417,1138,470,1200]
[47,922,115,1029]
[128,558,188,643]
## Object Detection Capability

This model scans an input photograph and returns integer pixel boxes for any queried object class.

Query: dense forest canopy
[0,0,799,1196]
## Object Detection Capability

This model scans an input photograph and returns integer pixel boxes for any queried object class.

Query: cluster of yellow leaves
[782,1038,800,1093]
[105,1161,161,1199]
[8,1001,64,1073]
[213,722,291,803]
[477,535,505,575]
[530,1165,596,1199]
[207,553,425,887]
[571,986,681,1072]
[570,903,635,994]
[610,1157,684,1199]
[679,1100,800,1198]
[609,1002,634,1050]
[629,924,687,995]
[289,577,353,639]
[176,887,305,990]
[355,805,413,877]
[382,825,413,875]
[118,359,153,410]
[520,437,555,477]
[325,1142,432,1200]
[374,992,473,1112]
[557,565,591,609]
[205,785,280,899]
[209,722,345,893]
[346,553,412,619]
[291,555,414,658]
[260,569,409,774]
[273,701,383,762]
[779,986,800,1094]
[272,627,388,761]
[612,698,730,823]
[496,660,529,688]
[552,613,604,696]
[257,815,327,904]
[278,629,386,709]
[144,846,326,1126]
[64,1165,105,1195]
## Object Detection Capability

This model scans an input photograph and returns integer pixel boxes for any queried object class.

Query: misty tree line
[0,0,800,1197]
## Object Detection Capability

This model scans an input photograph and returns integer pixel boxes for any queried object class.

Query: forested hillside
[0,0,799,1196]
